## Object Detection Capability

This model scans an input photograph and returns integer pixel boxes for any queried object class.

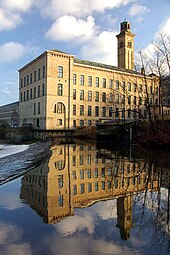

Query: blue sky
[0,0,170,106]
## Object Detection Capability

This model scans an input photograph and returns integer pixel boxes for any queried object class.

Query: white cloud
[37,0,135,19]
[56,215,94,236]
[0,42,31,63]
[0,221,22,243]
[45,15,95,42]
[158,17,170,37]
[0,0,34,30]
[0,192,23,210]
[128,3,150,17]
[79,31,118,65]
[1,0,33,12]
[0,9,21,30]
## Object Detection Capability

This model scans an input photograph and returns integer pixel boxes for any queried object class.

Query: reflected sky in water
[0,141,169,255]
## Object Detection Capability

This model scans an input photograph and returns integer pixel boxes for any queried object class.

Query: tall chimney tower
[116,20,135,70]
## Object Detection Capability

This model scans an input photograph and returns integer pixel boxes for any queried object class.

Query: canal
[0,139,169,255]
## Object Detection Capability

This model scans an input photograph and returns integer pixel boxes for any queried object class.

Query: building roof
[74,58,149,77]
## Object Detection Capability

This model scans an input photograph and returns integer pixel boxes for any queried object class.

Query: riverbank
[0,140,51,186]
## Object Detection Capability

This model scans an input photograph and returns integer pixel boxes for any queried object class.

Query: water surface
[0,141,169,255]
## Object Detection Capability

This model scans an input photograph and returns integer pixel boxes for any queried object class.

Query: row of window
[72,89,148,105]
[72,105,146,118]
[20,84,45,102]
[73,73,156,94]
[21,66,46,87]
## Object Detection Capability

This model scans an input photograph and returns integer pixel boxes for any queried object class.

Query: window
[109,93,113,103]
[149,98,152,105]
[128,82,131,91]
[88,76,92,86]
[80,90,84,100]
[73,74,76,84]
[24,77,26,87]
[57,84,63,96]
[38,102,40,114]
[116,80,119,90]
[102,181,105,190]
[58,195,63,207]
[115,94,119,104]
[73,119,76,127]
[128,96,131,105]
[109,107,112,117]
[94,168,98,178]
[30,73,33,84]
[34,87,36,98]
[115,108,119,117]
[128,109,131,118]
[102,78,106,88]
[134,83,137,92]
[134,96,136,105]
[95,77,99,87]
[102,92,106,102]
[79,155,84,165]
[73,89,76,99]
[57,119,62,125]
[34,71,36,82]
[109,79,113,89]
[27,75,29,85]
[58,175,63,189]
[58,66,63,78]
[95,91,99,101]
[80,183,85,194]
[27,90,29,100]
[87,154,91,164]
[88,91,92,101]
[30,89,32,99]
[38,68,41,80]
[122,95,125,105]
[72,156,76,166]
[95,182,98,191]
[87,120,92,126]
[80,120,84,126]
[95,106,99,116]
[80,75,84,85]
[140,84,143,93]
[122,81,125,90]
[20,93,23,102]
[102,107,106,117]
[38,85,40,97]
[73,171,77,180]
[57,103,64,113]
[42,83,45,96]
[87,169,91,179]
[80,105,84,116]
[101,168,105,177]
[34,103,36,115]
[139,97,142,105]
[88,106,92,116]
[43,66,45,78]
[73,105,76,115]
[73,185,77,195]
[88,183,92,192]
[20,78,23,88]
[80,170,84,179]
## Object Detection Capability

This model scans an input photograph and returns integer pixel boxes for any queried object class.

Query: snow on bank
[0,144,29,159]
[0,141,50,186]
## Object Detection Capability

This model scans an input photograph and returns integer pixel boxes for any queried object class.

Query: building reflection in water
[20,142,160,240]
